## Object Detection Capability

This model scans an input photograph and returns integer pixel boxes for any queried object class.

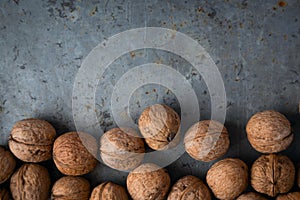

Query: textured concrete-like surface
[0,0,299,199]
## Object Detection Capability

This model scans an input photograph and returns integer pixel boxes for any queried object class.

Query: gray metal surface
[0,0,300,199]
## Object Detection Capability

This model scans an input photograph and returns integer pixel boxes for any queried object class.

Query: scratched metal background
[0,0,300,199]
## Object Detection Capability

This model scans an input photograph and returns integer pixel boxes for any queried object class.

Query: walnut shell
[251,154,295,197]
[206,158,248,200]
[8,118,56,162]
[138,104,180,150]
[276,192,300,200]
[167,175,211,200]
[90,182,129,200]
[0,188,10,200]
[246,110,293,153]
[53,132,98,176]
[100,127,145,171]
[184,120,230,162]
[298,163,300,188]
[0,146,16,184]
[127,163,170,200]
[10,163,51,200]
[237,192,267,200]
[51,176,90,200]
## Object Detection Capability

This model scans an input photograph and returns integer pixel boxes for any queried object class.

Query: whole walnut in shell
[8,118,56,162]
[277,192,300,200]
[206,158,248,200]
[0,146,16,184]
[100,127,145,171]
[237,192,267,200]
[167,175,211,200]
[246,110,293,153]
[51,176,90,200]
[184,120,229,162]
[90,182,129,200]
[251,154,295,197]
[138,104,180,150]
[0,188,10,200]
[127,163,170,200]
[53,132,98,176]
[298,164,300,188]
[10,163,51,200]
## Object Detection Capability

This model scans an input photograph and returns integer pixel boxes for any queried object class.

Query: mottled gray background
[0,0,299,199]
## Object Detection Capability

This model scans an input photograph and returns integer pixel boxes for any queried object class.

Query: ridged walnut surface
[167,175,211,200]
[10,164,51,200]
[0,146,16,184]
[246,110,293,153]
[90,182,129,200]
[251,154,295,197]
[0,188,10,200]
[100,127,145,171]
[51,176,90,200]
[276,192,300,200]
[298,163,300,188]
[237,192,267,200]
[9,118,56,162]
[127,163,171,200]
[138,104,180,150]
[206,158,248,200]
[53,132,98,176]
[184,120,229,162]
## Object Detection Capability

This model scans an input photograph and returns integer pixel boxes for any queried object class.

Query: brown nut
[90,182,129,200]
[167,175,211,200]
[246,110,293,153]
[251,154,295,197]
[53,132,98,176]
[276,192,300,200]
[100,127,145,171]
[237,192,267,200]
[298,163,300,188]
[8,118,56,162]
[0,188,10,200]
[184,120,230,162]
[10,163,51,200]
[127,163,170,200]
[138,104,180,150]
[206,158,248,200]
[0,146,16,184]
[51,176,90,200]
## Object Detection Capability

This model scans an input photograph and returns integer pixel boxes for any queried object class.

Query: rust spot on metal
[278,1,287,7]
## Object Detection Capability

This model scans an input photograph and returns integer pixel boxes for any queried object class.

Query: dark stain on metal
[207,8,216,18]
[13,0,19,5]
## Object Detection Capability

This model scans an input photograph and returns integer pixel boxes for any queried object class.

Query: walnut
[138,104,180,150]
[246,110,293,153]
[276,192,300,200]
[298,163,300,188]
[10,163,51,200]
[206,158,248,200]
[0,188,10,200]
[167,175,211,200]
[237,192,267,200]
[251,154,295,197]
[100,127,145,171]
[51,176,90,200]
[8,118,56,162]
[0,146,16,184]
[90,182,129,200]
[53,132,98,176]
[127,163,170,200]
[184,120,229,162]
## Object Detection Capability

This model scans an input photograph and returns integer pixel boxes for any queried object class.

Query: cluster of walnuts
[0,105,299,200]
